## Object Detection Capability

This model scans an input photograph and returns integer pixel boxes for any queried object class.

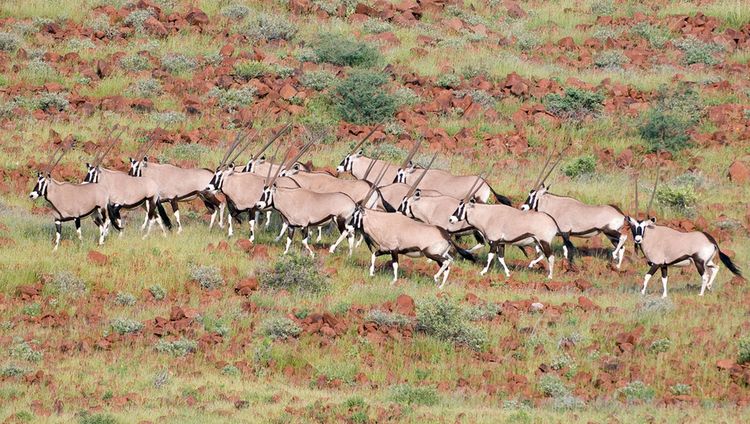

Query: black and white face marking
[521,184,546,211]
[83,163,100,184]
[397,189,420,217]
[350,207,365,230]
[336,150,362,173]
[206,168,225,192]
[128,157,145,177]
[628,217,656,244]
[29,172,48,199]
[255,185,275,209]
[393,168,406,184]
[449,200,467,224]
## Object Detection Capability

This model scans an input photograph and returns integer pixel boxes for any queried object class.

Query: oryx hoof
[640,290,646,295]
[390,279,397,286]
[329,247,336,254]
[479,269,488,276]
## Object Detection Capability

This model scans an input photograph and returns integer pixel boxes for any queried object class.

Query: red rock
[577,296,599,311]
[185,8,209,26]
[220,44,234,57]
[393,294,415,316]
[510,81,528,97]
[279,83,297,100]
[544,281,563,291]
[143,17,168,37]
[505,1,527,18]
[728,160,750,183]
[234,278,259,296]
[557,36,576,50]
[87,250,108,266]
[716,359,735,370]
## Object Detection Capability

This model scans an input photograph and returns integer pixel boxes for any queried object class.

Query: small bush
[460,64,489,80]
[154,338,197,356]
[539,374,569,397]
[222,364,241,376]
[22,303,41,317]
[363,18,392,34]
[365,310,410,327]
[673,37,723,66]
[208,86,256,111]
[78,412,119,424]
[35,92,69,112]
[649,338,672,353]
[261,253,327,294]
[0,32,22,52]
[153,369,170,388]
[300,70,337,91]
[49,271,87,297]
[563,155,596,178]
[161,54,197,74]
[594,50,629,69]
[66,38,96,51]
[114,292,136,306]
[150,111,186,126]
[334,69,396,124]
[245,13,297,41]
[436,73,460,89]
[543,88,604,120]
[389,384,439,406]
[220,4,251,20]
[639,84,702,152]
[233,61,271,80]
[26,60,59,85]
[110,318,143,335]
[552,394,586,411]
[189,265,224,290]
[670,384,691,395]
[590,0,615,16]
[261,317,302,340]
[120,54,151,72]
[631,22,671,49]
[85,14,117,39]
[9,339,42,362]
[0,100,17,118]
[591,26,623,42]
[149,285,166,300]
[1,363,29,378]
[515,31,540,51]
[313,33,381,67]
[617,381,655,403]
[656,185,697,211]
[416,297,487,351]
[127,78,162,97]
[123,9,153,32]
[637,297,674,314]
[737,337,750,364]
[463,302,500,321]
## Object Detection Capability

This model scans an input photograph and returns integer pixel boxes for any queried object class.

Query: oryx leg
[301,227,315,258]
[141,202,149,231]
[695,258,708,296]
[329,224,350,255]
[432,250,453,289]
[275,221,289,242]
[218,202,225,229]
[497,244,510,277]
[660,266,669,298]
[606,230,627,269]
[528,244,546,268]
[170,200,182,234]
[96,208,107,246]
[284,226,294,255]
[706,257,719,291]
[53,219,62,251]
[355,234,364,248]
[265,210,272,228]
[369,249,388,277]
[390,253,399,284]
[641,263,659,295]
[75,218,82,241]
[538,240,555,279]
[316,226,323,243]
[249,213,256,243]
[480,242,496,276]
[469,230,485,252]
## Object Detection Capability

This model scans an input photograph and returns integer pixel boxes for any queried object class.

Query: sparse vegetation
[300,70,337,91]
[673,37,724,66]
[312,33,381,67]
[189,265,224,290]
[161,54,197,74]
[416,297,487,351]
[563,155,596,178]
[245,13,297,41]
[154,339,197,357]
[389,384,439,406]
[148,285,166,300]
[110,318,143,335]
[260,254,327,294]
[334,69,396,124]
[617,381,656,404]
[233,60,272,80]
[737,337,750,364]
[114,291,136,306]
[208,86,256,111]
[543,88,604,120]
[261,317,302,340]
[638,84,702,152]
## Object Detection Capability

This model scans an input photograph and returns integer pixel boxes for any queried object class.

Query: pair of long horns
[634,153,661,218]
[347,124,381,156]
[533,137,573,189]
[266,131,318,186]
[91,125,125,168]
[400,139,422,169]
[462,170,487,203]
[360,155,390,206]
[45,134,75,176]
[134,130,159,161]
[219,125,253,169]
[404,152,437,198]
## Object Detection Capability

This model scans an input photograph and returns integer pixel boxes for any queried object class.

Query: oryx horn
[92,125,125,168]
[360,156,389,205]
[400,139,422,169]
[540,138,572,186]
[249,123,292,163]
[533,140,558,189]
[404,152,437,198]
[361,148,382,181]
[219,127,251,168]
[348,124,381,155]
[646,153,661,217]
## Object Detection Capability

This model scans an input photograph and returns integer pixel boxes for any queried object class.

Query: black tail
[560,232,575,265]
[719,251,743,277]
[107,204,123,231]
[489,186,513,206]
[156,202,172,230]
[377,189,397,212]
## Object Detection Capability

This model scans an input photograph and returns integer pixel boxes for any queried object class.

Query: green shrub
[9,339,42,362]
[123,9,153,32]
[1,363,29,378]
[515,30,540,51]
[617,381,655,403]
[261,317,302,340]
[300,70,337,91]
[150,111,186,126]
[26,60,60,85]
[220,4,251,20]
[463,302,500,321]
[389,384,439,406]
[563,155,596,178]
[416,297,487,351]
[245,13,297,41]
[363,18,392,34]
[154,338,197,356]
[365,310,410,327]
[539,374,569,397]
[110,318,143,335]
[85,14,118,39]
[35,92,69,111]
[189,265,224,290]
[78,412,119,424]
[594,50,629,69]
[436,73,460,89]
[126,78,162,98]
[152,369,170,388]
[222,364,241,376]
[631,22,671,49]
[670,383,691,395]
[656,185,697,211]
[234,60,271,79]
[543,88,604,120]
[673,37,723,66]
[738,337,750,364]
[21,302,41,317]
[149,285,166,300]
[637,297,674,314]
[591,26,623,41]
[639,84,702,152]
[208,86,256,111]
[649,338,672,353]
[590,0,615,16]
[313,33,381,67]
[49,271,87,297]
[161,54,197,74]
[114,292,136,306]
[120,54,151,72]
[392,87,421,107]
[0,32,22,52]
[260,253,327,294]
[552,394,585,411]
[334,69,396,124]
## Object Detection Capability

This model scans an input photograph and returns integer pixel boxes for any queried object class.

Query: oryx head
[628,156,661,245]
[628,216,656,244]
[521,184,549,211]
[242,155,263,173]
[206,166,230,192]
[279,162,304,177]
[350,205,366,230]
[29,172,49,199]
[83,163,100,183]
[392,161,416,184]
[337,150,362,173]
[398,188,422,217]
[256,184,276,209]
[128,156,147,177]
[449,198,475,223]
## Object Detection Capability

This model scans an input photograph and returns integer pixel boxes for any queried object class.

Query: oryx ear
[143,156,149,162]
[469,198,476,204]
[85,162,91,168]
[414,188,421,199]
[229,162,235,168]
[649,217,656,224]
[627,216,637,226]
[543,184,550,192]
[259,155,265,161]
[129,157,134,163]
[37,172,43,177]
[356,149,363,156]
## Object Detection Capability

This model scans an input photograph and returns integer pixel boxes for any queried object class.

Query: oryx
[82,127,171,238]
[628,165,742,298]
[521,144,628,268]
[256,139,358,257]
[335,127,417,186]
[449,177,573,279]
[29,142,120,250]
[376,183,443,212]
[128,137,225,233]
[343,163,475,288]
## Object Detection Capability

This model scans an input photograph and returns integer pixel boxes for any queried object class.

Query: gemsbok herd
[28,125,742,296]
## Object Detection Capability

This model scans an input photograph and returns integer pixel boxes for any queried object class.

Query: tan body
[400,168,497,203]
[400,192,485,252]
[341,155,402,186]
[377,183,443,212]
